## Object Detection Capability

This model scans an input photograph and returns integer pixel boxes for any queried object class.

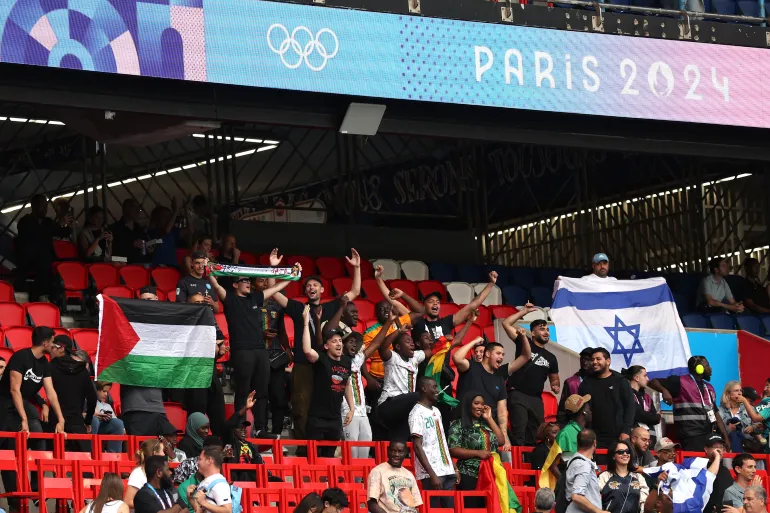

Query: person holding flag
[540,394,593,490]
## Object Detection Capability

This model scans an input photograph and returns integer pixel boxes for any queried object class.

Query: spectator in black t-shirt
[303,304,354,458]
[133,455,183,513]
[207,263,298,440]
[507,318,560,447]
[0,356,6,378]
[183,292,228,437]
[254,276,291,436]
[176,252,220,313]
[454,307,533,451]
[577,348,635,449]
[0,326,66,508]
[272,248,362,447]
[741,258,770,315]
[110,198,148,263]
[410,272,499,346]
[15,194,56,301]
[49,335,97,452]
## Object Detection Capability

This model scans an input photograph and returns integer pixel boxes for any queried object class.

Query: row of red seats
[0,327,97,354]
[0,301,61,327]
[54,239,374,281]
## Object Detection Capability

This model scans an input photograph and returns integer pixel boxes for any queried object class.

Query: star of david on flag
[605,316,644,366]
[550,277,690,378]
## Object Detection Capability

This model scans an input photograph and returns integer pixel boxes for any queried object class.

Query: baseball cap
[138,285,157,296]
[565,394,591,413]
[654,437,680,451]
[423,291,442,302]
[321,320,352,340]
[324,328,345,342]
[592,253,609,264]
[705,434,725,447]
[190,251,207,260]
[743,387,760,402]
[53,335,74,354]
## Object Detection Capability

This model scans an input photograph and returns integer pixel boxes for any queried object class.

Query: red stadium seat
[4,326,34,350]
[290,296,308,304]
[53,327,70,338]
[176,248,188,267]
[346,258,374,279]
[118,265,150,291]
[287,256,316,276]
[0,302,25,326]
[165,403,188,432]
[440,303,460,319]
[88,264,119,292]
[71,328,99,354]
[0,280,15,302]
[475,305,491,326]
[240,251,258,265]
[53,240,77,260]
[332,277,353,297]
[489,305,518,320]
[0,346,13,362]
[417,280,448,301]
[387,279,419,300]
[284,316,295,345]
[454,323,483,342]
[283,280,301,298]
[24,302,61,327]
[360,279,383,301]
[483,324,496,342]
[543,391,558,423]
[156,289,167,301]
[56,262,89,303]
[166,289,177,302]
[151,267,181,293]
[353,299,375,322]
[315,257,346,279]
[102,286,133,299]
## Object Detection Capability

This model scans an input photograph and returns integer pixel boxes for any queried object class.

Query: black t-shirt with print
[411,315,455,343]
[506,338,559,397]
[308,352,352,420]
[225,290,266,351]
[0,348,50,400]
[284,297,342,364]
[175,275,211,303]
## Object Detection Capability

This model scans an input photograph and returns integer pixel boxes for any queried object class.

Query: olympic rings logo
[266,24,339,71]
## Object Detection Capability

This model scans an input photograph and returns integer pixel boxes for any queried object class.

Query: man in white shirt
[581,253,617,282]
[409,376,459,508]
[376,323,434,441]
[191,446,232,513]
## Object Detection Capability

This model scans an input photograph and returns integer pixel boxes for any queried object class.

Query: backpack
[554,456,581,513]
[208,478,243,513]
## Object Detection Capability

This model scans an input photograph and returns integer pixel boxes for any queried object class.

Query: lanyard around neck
[145,484,171,510]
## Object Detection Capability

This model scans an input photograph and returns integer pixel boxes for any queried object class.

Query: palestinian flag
[96,295,216,388]
[208,263,302,280]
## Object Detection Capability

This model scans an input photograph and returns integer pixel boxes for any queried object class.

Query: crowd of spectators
[4,194,770,513]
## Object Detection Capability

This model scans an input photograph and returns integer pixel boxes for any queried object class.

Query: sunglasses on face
[615,449,632,455]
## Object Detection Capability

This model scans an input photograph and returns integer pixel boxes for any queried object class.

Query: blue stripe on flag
[552,283,674,310]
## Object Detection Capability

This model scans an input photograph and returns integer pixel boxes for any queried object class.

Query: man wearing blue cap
[582,253,617,282]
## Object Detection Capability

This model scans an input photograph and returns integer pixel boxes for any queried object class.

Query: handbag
[269,349,289,370]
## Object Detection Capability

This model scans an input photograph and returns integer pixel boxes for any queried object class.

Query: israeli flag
[644,458,716,513]
[551,277,690,378]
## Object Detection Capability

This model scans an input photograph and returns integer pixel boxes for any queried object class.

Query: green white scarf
[208,263,302,281]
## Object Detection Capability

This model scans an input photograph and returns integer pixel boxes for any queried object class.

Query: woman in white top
[80,473,129,513]
[123,439,165,509]
[376,320,434,442]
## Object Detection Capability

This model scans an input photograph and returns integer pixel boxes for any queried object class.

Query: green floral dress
[447,419,499,478]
